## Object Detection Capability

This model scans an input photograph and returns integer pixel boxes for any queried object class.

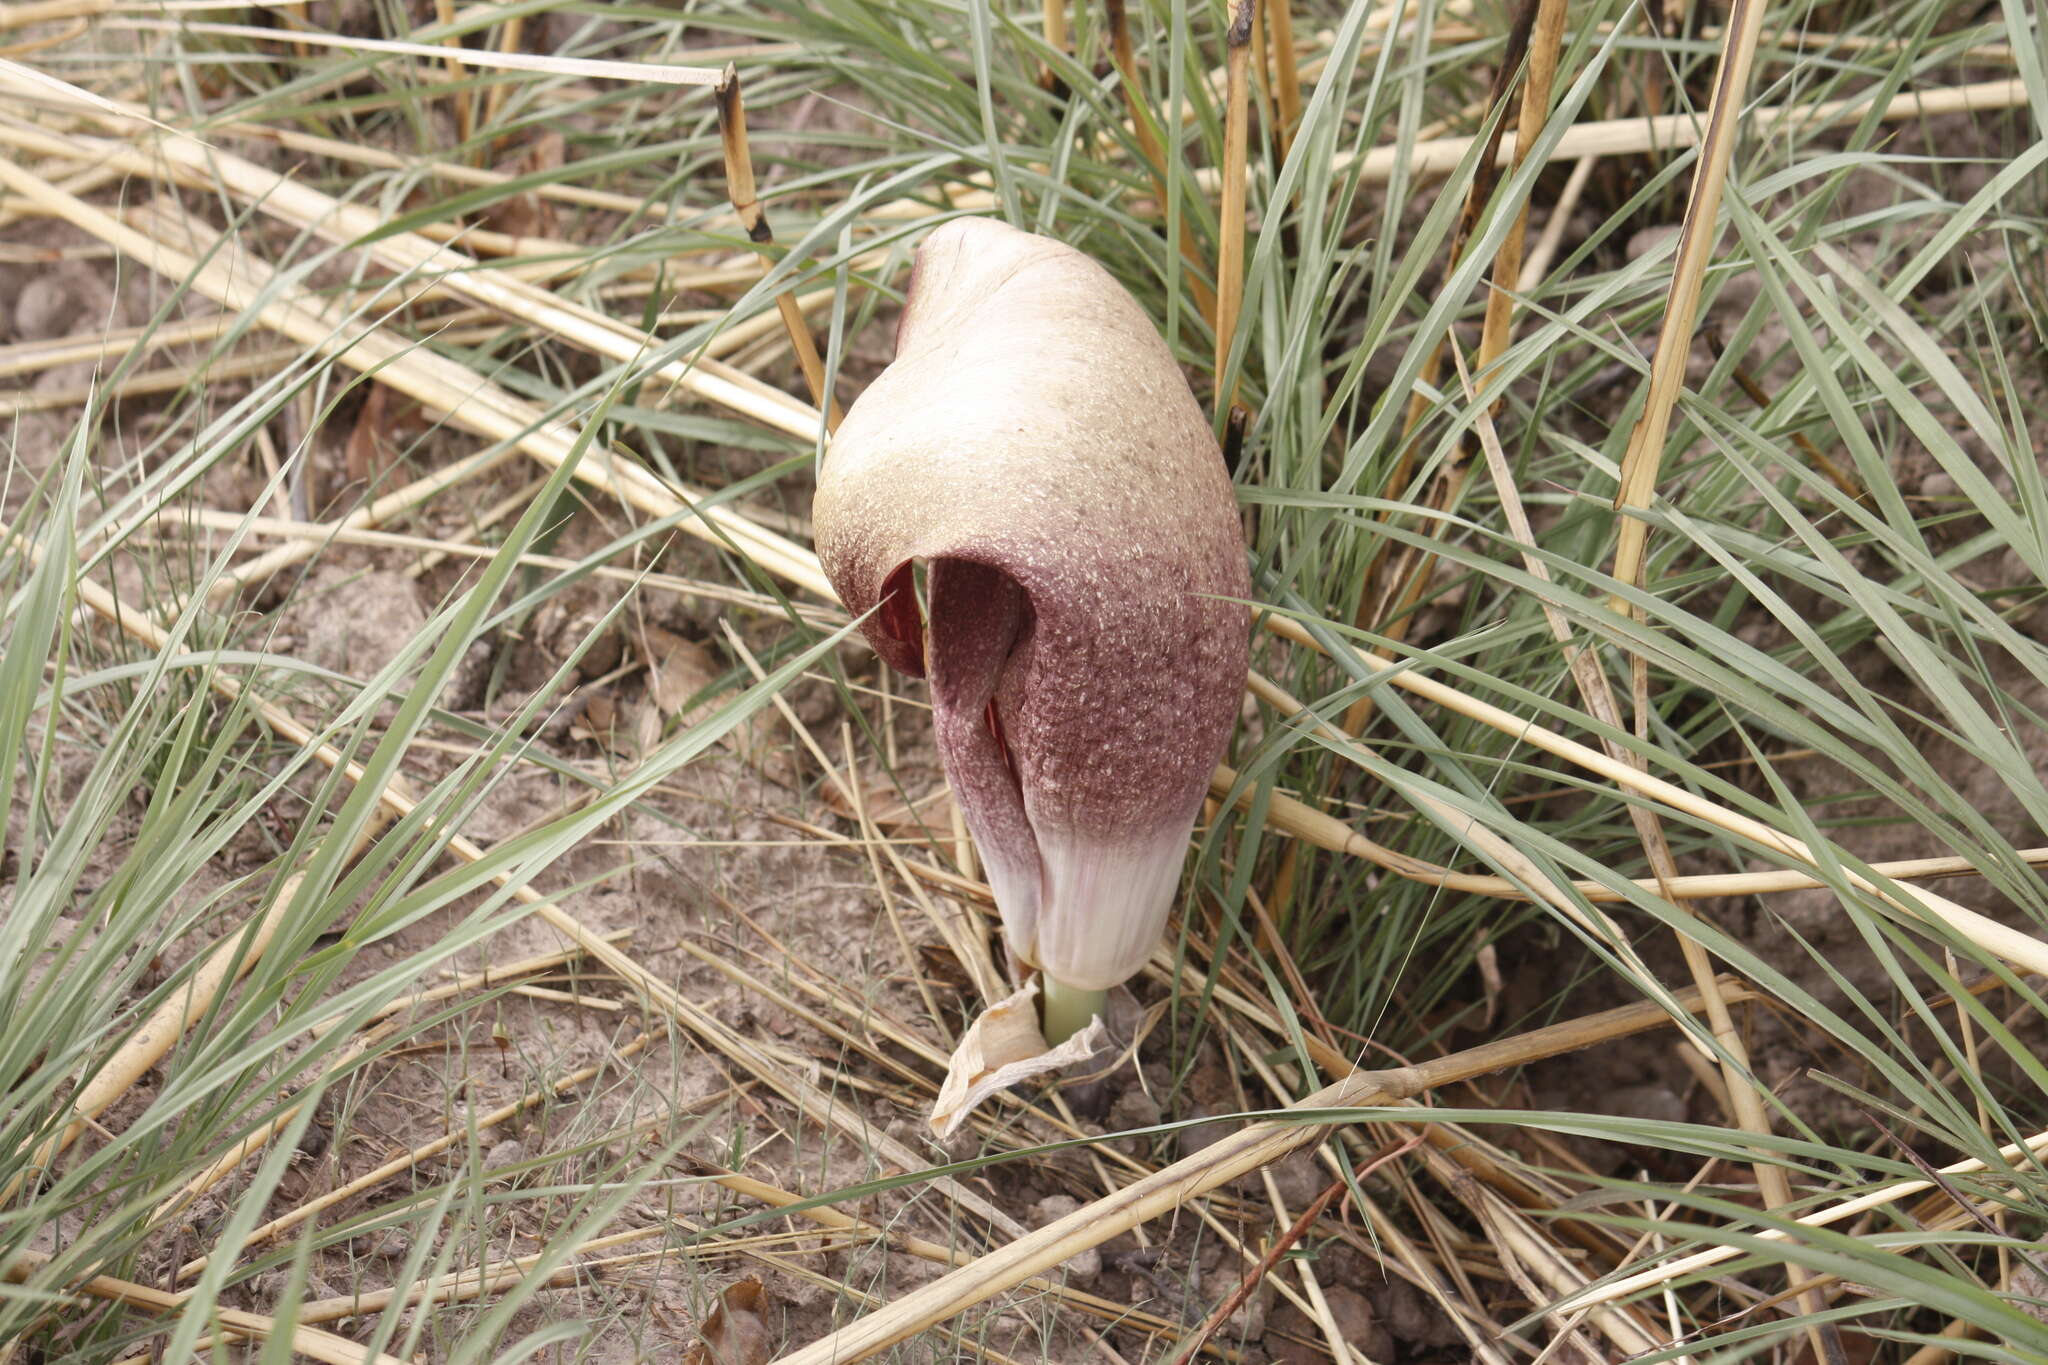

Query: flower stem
[1040,976,1106,1047]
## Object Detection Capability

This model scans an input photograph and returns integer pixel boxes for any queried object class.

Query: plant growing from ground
[0,0,2046,1360]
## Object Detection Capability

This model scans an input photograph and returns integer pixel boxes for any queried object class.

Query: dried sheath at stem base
[815,218,1250,995]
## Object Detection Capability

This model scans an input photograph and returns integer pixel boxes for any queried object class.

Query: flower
[815,217,1250,994]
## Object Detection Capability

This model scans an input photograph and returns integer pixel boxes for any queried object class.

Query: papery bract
[815,217,1250,992]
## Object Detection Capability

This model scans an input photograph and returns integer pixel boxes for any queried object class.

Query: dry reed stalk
[0,1251,407,1365]
[1258,609,2048,973]
[0,16,85,56]
[153,501,839,630]
[1516,152,1594,290]
[695,1165,1233,1351]
[0,310,234,379]
[0,159,118,231]
[1713,336,1865,500]
[0,341,309,417]
[478,8,527,130]
[118,18,725,87]
[715,63,843,427]
[1106,0,1217,321]
[1263,0,1301,157]
[1220,761,2045,902]
[0,154,832,602]
[430,0,471,143]
[1573,1122,2048,1314]
[1213,0,1256,404]
[772,988,1772,1365]
[1474,0,1565,391]
[161,513,847,626]
[1194,76,2028,189]
[1608,0,1768,604]
[1041,0,1067,89]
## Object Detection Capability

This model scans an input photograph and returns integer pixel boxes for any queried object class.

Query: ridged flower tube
[814,218,1250,1040]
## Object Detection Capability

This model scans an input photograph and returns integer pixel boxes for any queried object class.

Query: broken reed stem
[1,1251,407,1365]
[1474,0,1566,396]
[695,1166,1241,1356]
[715,63,843,430]
[1517,152,1595,291]
[1711,333,1865,500]
[479,9,527,130]
[432,0,470,144]
[1226,768,2048,904]
[1608,0,1768,608]
[1263,0,1301,158]
[1106,0,1217,322]
[114,19,726,87]
[1041,0,1067,90]
[1213,0,1255,407]
[772,987,1760,1365]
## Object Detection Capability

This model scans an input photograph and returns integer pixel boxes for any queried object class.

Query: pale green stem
[1039,976,1106,1047]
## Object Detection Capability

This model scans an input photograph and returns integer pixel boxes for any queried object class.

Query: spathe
[815,217,1250,995]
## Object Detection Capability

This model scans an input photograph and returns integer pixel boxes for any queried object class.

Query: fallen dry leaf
[930,979,1106,1138]
[685,1277,776,1365]
[343,383,424,484]
[572,692,660,759]
[819,769,956,838]
[483,131,566,240]
[641,623,721,717]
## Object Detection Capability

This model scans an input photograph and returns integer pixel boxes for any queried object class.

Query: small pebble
[1919,471,1960,501]
[1032,1194,1101,1279]
[13,275,85,342]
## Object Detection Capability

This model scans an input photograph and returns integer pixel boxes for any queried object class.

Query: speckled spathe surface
[815,217,1251,991]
